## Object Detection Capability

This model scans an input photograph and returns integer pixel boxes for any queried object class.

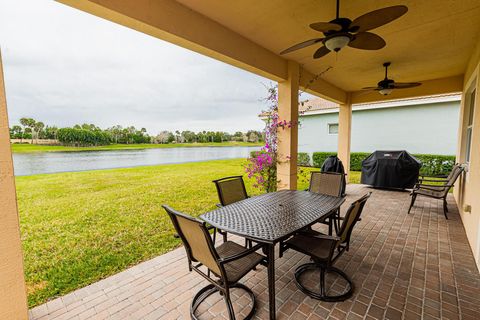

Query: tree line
[10,117,264,146]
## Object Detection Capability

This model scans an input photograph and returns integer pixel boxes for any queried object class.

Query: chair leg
[327,218,333,236]
[333,209,340,235]
[223,289,236,320]
[319,267,326,297]
[191,283,257,320]
[408,194,417,214]
[294,263,353,302]
[443,198,449,220]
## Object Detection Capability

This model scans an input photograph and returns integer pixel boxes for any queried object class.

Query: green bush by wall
[311,152,455,176]
[297,152,311,166]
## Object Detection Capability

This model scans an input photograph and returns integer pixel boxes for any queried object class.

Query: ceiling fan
[363,62,422,95]
[280,0,408,59]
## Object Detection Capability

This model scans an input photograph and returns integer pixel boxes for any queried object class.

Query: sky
[0,0,271,134]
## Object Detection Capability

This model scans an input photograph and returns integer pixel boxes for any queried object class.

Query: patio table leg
[267,243,276,320]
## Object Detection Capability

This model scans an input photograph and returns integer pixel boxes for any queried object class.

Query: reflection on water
[13,146,260,176]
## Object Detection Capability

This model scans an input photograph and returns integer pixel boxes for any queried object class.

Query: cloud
[0,0,271,134]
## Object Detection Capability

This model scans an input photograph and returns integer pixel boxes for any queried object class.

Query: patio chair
[408,164,464,219]
[213,176,250,246]
[308,171,345,235]
[281,193,371,301]
[163,205,267,320]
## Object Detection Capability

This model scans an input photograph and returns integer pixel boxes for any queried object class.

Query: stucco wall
[454,39,480,270]
[298,101,460,156]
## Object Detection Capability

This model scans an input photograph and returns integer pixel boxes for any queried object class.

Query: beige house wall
[0,54,28,318]
[455,39,480,270]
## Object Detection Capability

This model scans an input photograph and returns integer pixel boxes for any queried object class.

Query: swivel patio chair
[163,205,267,320]
[308,171,345,235]
[408,164,464,219]
[281,193,371,301]
[213,176,250,246]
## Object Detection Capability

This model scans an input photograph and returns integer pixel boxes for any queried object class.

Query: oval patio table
[201,190,345,320]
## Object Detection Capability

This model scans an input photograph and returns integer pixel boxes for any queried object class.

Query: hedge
[297,152,311,166]
[312,152,455,176]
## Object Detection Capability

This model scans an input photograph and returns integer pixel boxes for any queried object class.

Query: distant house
[298,94,461,156]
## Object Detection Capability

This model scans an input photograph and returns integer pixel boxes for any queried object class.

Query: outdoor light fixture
[324,35,351,52]
[379,88,394,95]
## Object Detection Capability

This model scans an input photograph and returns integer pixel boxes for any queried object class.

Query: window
[328,123,339,135]
[466,89,476,163]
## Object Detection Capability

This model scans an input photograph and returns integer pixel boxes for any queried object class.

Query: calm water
[13,146,260,176]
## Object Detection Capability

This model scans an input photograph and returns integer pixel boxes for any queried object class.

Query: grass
[18,159,328,307]
[11,141,262,153]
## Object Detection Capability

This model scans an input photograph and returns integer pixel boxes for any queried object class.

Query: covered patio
[1,1,480,319]
[28,185,480,320]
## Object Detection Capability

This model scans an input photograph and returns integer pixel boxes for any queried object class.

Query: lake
[13,146,261,176]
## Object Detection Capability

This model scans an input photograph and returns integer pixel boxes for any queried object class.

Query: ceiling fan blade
[361,86,381,90]
[280,38,324,55]
[309,22,342,33]
[350,6,408,33]
[313,46,330,59]
[349,32,386,50]
[393,82,422,89]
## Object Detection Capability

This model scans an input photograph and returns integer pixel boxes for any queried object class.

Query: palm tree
[33,121,45,143]
[20,117,36,143]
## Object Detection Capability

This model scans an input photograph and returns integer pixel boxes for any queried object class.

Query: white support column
[0,51,28,319]
[277,61,299,190]
[338,94,352,182]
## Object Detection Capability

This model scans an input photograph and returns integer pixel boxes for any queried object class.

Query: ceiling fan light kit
[324,34,351,52]
[379,88,394,95]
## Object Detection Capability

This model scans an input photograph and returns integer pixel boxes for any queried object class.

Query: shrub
[312,152,338,168]
[349,152,371,171]
[57,128,111,146]
[297,152,311,166]
[414,154,455,176]
[311,151,455,176]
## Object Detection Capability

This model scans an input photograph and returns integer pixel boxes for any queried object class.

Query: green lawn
[12,141,262,153]
[17,161,359,307]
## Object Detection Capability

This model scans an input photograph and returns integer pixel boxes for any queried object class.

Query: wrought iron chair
[163,205,267,320]
[213,176,250,246]
[281,193,371,301]
[308,171,345,235]
[408,164,464,219]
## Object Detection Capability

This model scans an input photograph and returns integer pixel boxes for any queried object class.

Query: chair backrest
[441,164,464,196]
[309,171,343,197]
[213,176,248,206]
[338,193,371,244]
[162,205,222,275]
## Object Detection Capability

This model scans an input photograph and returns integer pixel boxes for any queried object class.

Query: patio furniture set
[164,172,370,320]
[163,162,464,320]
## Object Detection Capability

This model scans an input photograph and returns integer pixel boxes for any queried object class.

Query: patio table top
[201,190,345,244]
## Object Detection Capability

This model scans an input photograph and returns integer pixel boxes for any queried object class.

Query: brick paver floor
[29,184,480,319]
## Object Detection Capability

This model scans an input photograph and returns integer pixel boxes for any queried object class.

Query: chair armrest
[420,174,448,179]
[337,216,362,222]
[298,230,340,242]
[415,183,453,192]
[219,243,265,264]
[419,177,448,183]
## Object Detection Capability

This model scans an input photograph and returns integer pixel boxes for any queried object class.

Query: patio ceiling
[177,0,480,92]
[58,0,480,103]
